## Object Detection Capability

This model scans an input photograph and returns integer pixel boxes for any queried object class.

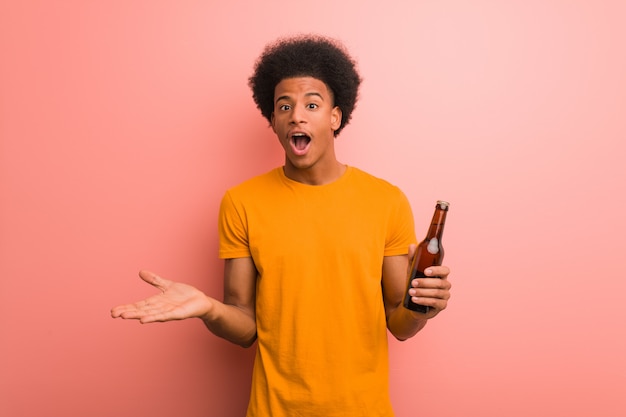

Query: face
[271,77,342,182]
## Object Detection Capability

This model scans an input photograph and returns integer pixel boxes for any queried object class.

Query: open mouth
[290,133,311,155]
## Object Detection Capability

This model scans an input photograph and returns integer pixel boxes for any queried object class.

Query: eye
[279,104,291,111]
[306,103,319,110]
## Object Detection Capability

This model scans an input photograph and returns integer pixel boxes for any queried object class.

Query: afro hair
[248,34,362,136]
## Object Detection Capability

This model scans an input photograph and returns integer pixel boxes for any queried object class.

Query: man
[111,35,451,417]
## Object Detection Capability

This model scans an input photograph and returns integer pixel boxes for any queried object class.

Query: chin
[286,158,314,170]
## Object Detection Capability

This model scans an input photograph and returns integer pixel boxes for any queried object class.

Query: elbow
[386,314,427,341]
[237,333,257,348]
[392,333,410,342]
[388,328,413,342]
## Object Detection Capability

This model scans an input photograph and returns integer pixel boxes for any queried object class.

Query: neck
[283,160,347,185]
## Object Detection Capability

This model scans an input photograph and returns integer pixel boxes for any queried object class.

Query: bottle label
[427,238,439,254]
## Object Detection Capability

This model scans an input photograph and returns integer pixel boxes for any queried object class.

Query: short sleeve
[218,190,252,259]
[384,188,416,257]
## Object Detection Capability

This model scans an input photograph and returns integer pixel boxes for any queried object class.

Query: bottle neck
[425,207,447,240]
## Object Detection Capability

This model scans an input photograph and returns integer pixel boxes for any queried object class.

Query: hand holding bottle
[404,201,452,314]
[404,243,452,317]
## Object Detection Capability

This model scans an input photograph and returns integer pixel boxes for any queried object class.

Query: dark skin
[111,76,452,345]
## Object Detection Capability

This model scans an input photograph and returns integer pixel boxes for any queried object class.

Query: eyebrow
[275,91,324,104]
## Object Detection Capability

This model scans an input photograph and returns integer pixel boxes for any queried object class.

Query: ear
[270,112,277,133]
[331,106,342,132]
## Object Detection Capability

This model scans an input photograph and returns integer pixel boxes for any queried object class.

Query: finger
[414,277,451,291]
[409,294,449,312]
[117,309,147,320]
[409,280,448,295]
[408,278,451,300]
[138,270,172,292]
[111,306,123,318]
[139,307,186,324]
[110,296,159,318]
[140,312,174,324]
[111,303,141,318]
[117,303,167,320]
[411,286,450,300]
[424,265,450,279]
[408,295,437,308]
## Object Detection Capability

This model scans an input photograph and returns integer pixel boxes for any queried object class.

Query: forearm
[201,299,257,348]
[386,305,428,341]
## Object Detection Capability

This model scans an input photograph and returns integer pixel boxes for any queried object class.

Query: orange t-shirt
[218,166,416,417]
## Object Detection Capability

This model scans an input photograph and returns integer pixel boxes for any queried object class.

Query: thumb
[138,270,171,292]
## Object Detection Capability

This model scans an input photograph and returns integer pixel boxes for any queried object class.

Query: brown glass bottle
[403,200,449,313]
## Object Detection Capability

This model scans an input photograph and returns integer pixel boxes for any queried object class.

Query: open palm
[111,270,212,324]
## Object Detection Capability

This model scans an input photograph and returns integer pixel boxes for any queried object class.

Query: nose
[289,105,306,124]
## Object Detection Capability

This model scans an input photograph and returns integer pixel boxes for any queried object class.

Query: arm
[382,244,452,341]
[110,257,258,348]
[202,257,257,347]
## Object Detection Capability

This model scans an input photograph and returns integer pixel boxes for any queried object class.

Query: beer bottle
[403,200,449,313]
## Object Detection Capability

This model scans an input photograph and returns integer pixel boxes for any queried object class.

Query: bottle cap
[437,200,450,210]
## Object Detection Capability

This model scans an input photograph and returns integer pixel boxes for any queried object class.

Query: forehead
[274,76,332,101]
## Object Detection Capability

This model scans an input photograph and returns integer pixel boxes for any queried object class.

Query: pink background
[1,1,625,416]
